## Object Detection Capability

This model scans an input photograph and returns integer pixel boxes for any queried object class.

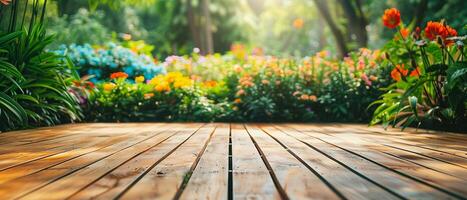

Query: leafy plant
[56,42,165,81]
[370,8,467,132]
[0,0,82,131]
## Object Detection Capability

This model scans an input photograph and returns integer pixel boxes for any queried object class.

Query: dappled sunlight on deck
[0,123,466,199]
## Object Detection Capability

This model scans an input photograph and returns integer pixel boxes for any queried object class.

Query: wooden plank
[67,124,204,200]
[324,132,467,180]
[245,124,341,199]
[287,125,467,197]
[0,130,128,172]
[0,132,130,184]
[289,124,467,180]
[230,124,278,199]
[275,125,456,199]
[19,124,195,200]
[341,127,467,159]
[327,124,467,152]
[118,124,216,200]
[259,124,399,200]
[0,124,176,199]
[0,124,165,170]
[179,124,230,200]
[0,124,80,144]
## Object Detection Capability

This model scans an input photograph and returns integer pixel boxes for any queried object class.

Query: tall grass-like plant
[0,0,82,131]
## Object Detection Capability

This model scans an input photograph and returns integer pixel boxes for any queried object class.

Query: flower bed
[78,48,392,122]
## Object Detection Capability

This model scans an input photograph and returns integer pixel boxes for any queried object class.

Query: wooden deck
[0,123,466,200]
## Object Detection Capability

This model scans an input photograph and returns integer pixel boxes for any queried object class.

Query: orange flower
[390,64,408,81]
[293,18,304,29]
[400,28,410,39]
[309,95,318,102]
[110,72,129,80]
[0,0,11,5]
[424,21,457,45]
[144,93,154,99]
[382,8,401,29]
[300,94,309,101]
[410,67,421,77]
[202,80,217,88]
[234,98,242,104]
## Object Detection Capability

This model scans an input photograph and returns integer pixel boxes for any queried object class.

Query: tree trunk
[201,0,213,54]
[313,0,348,58]
[338,0,368,48]
[186,0,202,51]
[317,18,327,50]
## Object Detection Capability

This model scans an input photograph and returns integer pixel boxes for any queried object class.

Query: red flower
[110,72,129,79]
[390,64,408,81]
[382,8,401,29]
[410,67,421,77]
[424,21,457,45]
[86,82,95,89]
[0,0,11,5]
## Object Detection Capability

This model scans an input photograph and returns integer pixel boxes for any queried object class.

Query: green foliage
[84,74,234,122]
[0,0,82,131]
[0,25,82,131]
[82,48,391,123]
[370,24,467,132]
[47,8,111,46]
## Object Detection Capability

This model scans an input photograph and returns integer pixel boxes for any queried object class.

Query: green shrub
[84,72,235,122]
[0,0,82,131]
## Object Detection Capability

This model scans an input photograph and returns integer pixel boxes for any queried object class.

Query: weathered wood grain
[0,123,465,200]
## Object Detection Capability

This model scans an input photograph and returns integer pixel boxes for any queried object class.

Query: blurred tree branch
[313,0,348,57]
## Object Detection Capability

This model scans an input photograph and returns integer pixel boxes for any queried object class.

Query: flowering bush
[226,49,391,122]
[80,47,391,122]
[370,8,467,132]
[83,72,235,122]
[56,43,165,81]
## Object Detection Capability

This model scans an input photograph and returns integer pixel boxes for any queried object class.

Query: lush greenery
[0,0,81,131]
[370,9,467,131]
[80,48,391,123]
[56,41,165,81]
[0,1,465,133]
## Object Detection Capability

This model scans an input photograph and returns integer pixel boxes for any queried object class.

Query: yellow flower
[149,75,165,85]
[135,76,145,83]
[155,82,170,92]
[317,50,329,58]
[166,72,183,83]
[103,83,116,91]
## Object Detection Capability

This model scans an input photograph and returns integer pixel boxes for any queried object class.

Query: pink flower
[1,0,12,5]
[361,74,372,86]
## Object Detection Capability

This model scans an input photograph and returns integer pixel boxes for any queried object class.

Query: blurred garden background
[0,0,466,132]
